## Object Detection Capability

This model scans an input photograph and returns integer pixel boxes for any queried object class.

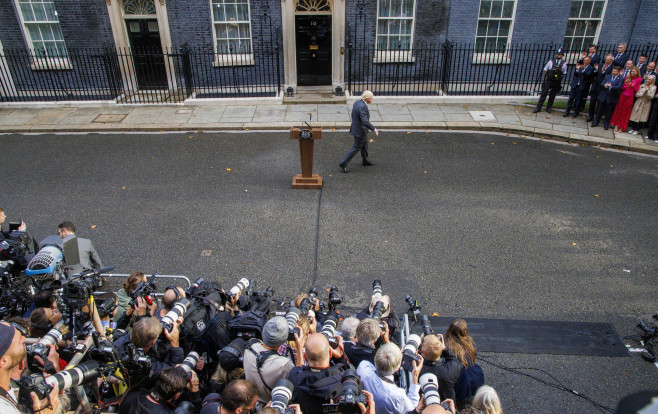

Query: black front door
[126,19,167,90]
[296,15,331,86]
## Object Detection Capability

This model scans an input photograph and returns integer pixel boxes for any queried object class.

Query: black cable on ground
[309,187,323,290]
[477,353,616,414]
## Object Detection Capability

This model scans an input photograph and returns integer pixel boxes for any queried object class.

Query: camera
[89,332,121,364]
[97,297,117,319]
[161,298,191,333]
[578,58,585,65]
[285,307,302,340]
[369,301,385,321]
[20,360,100,400]
[372,280,382,296]
[421,315,433,336]
[180,351,200,378]
[328,285,342,311]
[320,310,339,348]
[298,297,312,316]
[401,334,421,372]
[308,287,318,302]
[174,401,195,414]
[129,280,156,308]
[419,373,442,406]
[186,277,205,297]
[26,322,69,372]
[63,266,114,309]
[229,278,249,298]
[334,369,368,414]
[270,379,295,414]
[123,343,151,375]
[405,295,421,319]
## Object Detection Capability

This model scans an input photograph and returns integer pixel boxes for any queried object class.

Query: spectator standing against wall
[611,66,642,132]
[628,75,656,135]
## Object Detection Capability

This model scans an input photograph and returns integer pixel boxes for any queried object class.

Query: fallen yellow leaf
[91,225,97,229]
[369,139,374,142]
[432,312,439,317]
[512,142,517,145]
[610,164,614,167]
[424,171,427,174]
[572,242,577,246]
[226,168,231,172]
[407,131,412,134]
[121,186,126,189]
[595,194,599,197]
[331,128,336,131]
[561,151,565,154]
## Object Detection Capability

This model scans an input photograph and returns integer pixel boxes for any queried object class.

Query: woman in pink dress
[610,66,642,132]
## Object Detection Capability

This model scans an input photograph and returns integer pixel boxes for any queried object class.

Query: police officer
[534,48,568,114]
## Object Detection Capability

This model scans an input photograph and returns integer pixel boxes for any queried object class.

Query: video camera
[405,295,421,320]
[129,272,159,308]
[322,369,368,414]
[123,343,151,376]
[63,266,114,309]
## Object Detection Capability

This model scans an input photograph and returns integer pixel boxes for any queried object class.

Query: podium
[290,126,323,189]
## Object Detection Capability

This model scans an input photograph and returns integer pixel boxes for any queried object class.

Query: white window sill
[30,59,72,71]
[212,54,255,67]
[472,53,511,65]
[373,51,415,64]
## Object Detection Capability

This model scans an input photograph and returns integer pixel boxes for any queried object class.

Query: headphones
[30,321,53,332]
[165,286,181,300]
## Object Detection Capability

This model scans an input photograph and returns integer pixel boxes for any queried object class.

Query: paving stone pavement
[0,101,656,155]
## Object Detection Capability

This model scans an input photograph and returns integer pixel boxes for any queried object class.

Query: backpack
[228,310,268,340]
[454,363,485,401]
[179,281,228,346]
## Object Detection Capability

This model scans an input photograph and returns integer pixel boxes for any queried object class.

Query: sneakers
[628,129,635,134]
[632,130,638,135]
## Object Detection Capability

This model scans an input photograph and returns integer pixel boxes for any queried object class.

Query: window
[211,0,254,66]
[14,0,68,65]
[375,0,416,63]
[564,0,606,56]
[475,0,516,57]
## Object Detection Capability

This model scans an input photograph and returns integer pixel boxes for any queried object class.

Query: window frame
[473,0,518,64]
[374,0,417,64]
[13,0,71,70]
[563,0,608,64]
[210,0,255,67]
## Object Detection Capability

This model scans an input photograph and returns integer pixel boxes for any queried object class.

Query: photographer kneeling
[0,322,60,414]
[119,366,197,414]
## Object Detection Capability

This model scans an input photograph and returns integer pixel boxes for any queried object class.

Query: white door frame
[281,0,345,92]
[105,0,176,93]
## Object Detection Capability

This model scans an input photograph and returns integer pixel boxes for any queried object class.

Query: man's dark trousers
[536,79,561,110]
[340,134,368,166]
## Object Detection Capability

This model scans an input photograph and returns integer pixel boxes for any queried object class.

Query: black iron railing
[347,41,658,97]
[0,45,281,103]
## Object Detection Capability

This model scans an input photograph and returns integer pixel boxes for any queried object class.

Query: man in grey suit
[339,90,378,173]
[58,221,102,275]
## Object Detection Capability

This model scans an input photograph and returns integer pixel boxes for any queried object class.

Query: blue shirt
[357,360,420,414]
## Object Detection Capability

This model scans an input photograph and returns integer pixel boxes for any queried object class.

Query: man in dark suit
[339,90,378,173]
[643,61,656,83]
[587,54,614,122]
[565,56,594,118]
[637,54,648,77]
[588,45,601,66]
[592,66,623,130]
[58,221,103,275]
[612,43,629,68]
[622,60,634,79]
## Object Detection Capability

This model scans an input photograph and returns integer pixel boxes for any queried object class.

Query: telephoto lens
[297,297,312,315]
[180,351,200,377]
[401,334,421,372]
[369,301,385,320]
[419,373,442,406]
[186,277,205,296]
[372,279,382,296]
[23,360,100,400]
[161,298,191,333]
[308,287,318,301]
[421,315,433,336]
[270,379,295,414]
[27,321,69,371]
[328,285,342,310]
[321,310,339,348]
[229,278,250,296]
[285,307,302,340]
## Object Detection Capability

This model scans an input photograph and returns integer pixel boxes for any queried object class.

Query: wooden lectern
[290,126,322,189]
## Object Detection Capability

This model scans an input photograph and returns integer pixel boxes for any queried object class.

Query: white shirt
[357,360,420,414]
[0,384,21,414]
[543,59,568,76]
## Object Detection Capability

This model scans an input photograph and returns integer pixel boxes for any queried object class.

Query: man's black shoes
[362,160,375,166]
[339,163,348,173]
[591,121,599,127]
[532,108,540,113]
[562,111,570,117]
[546,107,552,114]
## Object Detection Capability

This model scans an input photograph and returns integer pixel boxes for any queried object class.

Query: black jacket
[288,362,351,414]
[344,343,376,369]
[419,349,463,401]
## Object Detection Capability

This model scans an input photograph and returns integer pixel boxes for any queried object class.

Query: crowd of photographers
[0,212,504,414]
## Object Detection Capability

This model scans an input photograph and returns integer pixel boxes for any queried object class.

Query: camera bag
[179,281,228,345]
[227,310,268,340]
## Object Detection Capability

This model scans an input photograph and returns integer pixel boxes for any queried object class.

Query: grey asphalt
[0,130,656,413]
